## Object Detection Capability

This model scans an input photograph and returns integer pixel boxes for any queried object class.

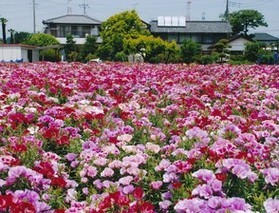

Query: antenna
[67,0,72,14]
[79,0,90,15]
[32,0,36,33]
[186,1,191,21]
[202,12,205,21]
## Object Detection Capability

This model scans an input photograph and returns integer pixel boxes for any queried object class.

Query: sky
[0,0,278,38]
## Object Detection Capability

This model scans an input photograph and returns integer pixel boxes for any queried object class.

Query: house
[43,14,102,44]
[251,33,279,47]
[149,17,232,51]
[0,44,40,62]
[227,34,253,53]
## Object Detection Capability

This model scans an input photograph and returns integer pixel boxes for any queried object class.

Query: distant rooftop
[252,33,279,42]
[43,14,102,25]
[150,20,232,34]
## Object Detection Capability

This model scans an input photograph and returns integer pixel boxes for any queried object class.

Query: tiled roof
[43,14,102,25]
[150,20,232,34]
[252,33,279,41]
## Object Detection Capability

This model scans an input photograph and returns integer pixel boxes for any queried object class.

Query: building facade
[150,17,232,51]
[0,44,39,62]
[43,14,102,44]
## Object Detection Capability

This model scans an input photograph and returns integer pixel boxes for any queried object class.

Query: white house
[228,35,253,53]
[42,14,102,44]
[0,44,40,62]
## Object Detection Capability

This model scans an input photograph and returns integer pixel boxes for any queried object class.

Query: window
[168,34,178,42]
[71,26,78,37]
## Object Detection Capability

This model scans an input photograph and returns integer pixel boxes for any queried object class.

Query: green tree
[180,39,202,64]
[81,35,97,61]
[24,33,59,46]
[229,10,268,35]
[64,34,77,61]
[244,42,261,62]
[211,39,231,63]
[124,35,176,63]
[98,10,149,61]
[1,18,8,44]
[14,31,31,44]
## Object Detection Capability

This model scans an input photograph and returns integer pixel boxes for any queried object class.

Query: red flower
[140,201,155,213]
[33,161,55,178]
[216,173,227,182]
[54,209,66,213]
[12,144,27,153]
[10,201,36,213]
[51,176,67,188]
[57,135,70,145]
[133,187,144,200]
[0,194,13,210]
[172,181,182,189]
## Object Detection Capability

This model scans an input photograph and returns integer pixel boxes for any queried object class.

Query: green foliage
[181,39,202,64]
[229,10,268,35]
[244,42,261,62]
[40,49,61,62]
[81,35,97,62]
[14,31,32,44]
[197,54,218,65]
[64,34,76,61]
[211,39,231,63]
[124,35,179,63]
[98,10,150,61]
[24,33,59,46]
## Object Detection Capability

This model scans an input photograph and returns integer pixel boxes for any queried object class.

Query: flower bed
[0,62,278,212]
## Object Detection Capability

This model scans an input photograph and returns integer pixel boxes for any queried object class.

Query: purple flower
[192,184,213,199]
[264,198,279,213]
[261,168,279,186]
[192,169,215,182]
[174,198,205,213]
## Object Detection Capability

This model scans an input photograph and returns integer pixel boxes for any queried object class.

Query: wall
[0,46,22,62]
[229,38,250,52]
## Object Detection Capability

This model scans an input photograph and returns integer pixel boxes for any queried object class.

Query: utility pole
[79,0,90,15]
[33,0,36,33]
[224,0,229,21]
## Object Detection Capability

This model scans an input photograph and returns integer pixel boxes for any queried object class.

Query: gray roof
[252,33,279,42]
[150,20,232,34]
[43,14,102,25]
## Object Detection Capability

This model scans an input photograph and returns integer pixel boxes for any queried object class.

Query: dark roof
[43,14,102,25]
[228,34,253,42]
[252,33,279,42]
[150,20,232,34]
[0,44,38,49]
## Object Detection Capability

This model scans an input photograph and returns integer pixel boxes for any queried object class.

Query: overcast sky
[0,0,278,37]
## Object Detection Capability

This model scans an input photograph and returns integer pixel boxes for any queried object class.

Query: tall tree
[98,10,150,61]
[8,29,15,44]
[1,18,8,44]
[229,10,268,35]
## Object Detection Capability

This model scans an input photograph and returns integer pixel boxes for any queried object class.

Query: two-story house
[43,14,102,44]
[150,16,232,51]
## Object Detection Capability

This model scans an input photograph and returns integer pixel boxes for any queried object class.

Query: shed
[0,44,40,62]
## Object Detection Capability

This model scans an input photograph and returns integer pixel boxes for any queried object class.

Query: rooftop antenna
[202,12,205,21]
[79,0,90,15]
[67,0,72,14]
[186,1,191,21]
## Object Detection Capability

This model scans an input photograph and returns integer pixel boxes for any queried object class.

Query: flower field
[0,62,278,212]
